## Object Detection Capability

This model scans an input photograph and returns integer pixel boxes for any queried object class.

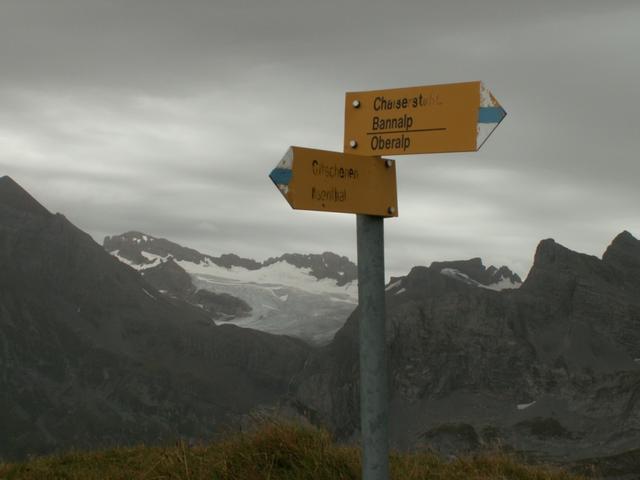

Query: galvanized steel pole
[356,213,389,480]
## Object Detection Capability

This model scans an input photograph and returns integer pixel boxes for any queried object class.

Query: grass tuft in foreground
[0,420,586,480]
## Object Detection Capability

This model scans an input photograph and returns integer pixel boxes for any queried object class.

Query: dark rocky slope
[0,176,309,460]
[294,232,640,461]
[140,258,252,320]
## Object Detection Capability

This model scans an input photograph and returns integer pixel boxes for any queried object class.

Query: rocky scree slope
[0,176,310,460]
[293,233,640,463]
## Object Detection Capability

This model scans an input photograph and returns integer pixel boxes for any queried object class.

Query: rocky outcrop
[104,231,211,265]
[603,231,640,285]
[191,289,252,320]
[430,257,522,289]
[264,252,357,286]
[139,258,252,320]
[141,258,195,297]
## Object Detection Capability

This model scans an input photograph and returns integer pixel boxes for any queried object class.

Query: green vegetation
[0,421,586,480]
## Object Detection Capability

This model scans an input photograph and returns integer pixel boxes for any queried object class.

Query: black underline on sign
[366,128,447,135]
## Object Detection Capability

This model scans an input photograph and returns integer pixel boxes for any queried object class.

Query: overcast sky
[1,0,639,278]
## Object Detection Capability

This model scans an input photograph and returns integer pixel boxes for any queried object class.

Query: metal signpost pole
[356,213,389,480]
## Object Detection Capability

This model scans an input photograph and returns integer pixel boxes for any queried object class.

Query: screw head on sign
[352,99,361,108]
[388,207,396,215]
[349,140,358,148]
[385,159,393,168]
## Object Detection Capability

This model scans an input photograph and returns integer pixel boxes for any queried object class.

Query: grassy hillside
[0,421,586,480]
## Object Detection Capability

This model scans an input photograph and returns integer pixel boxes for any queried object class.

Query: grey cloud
[1,0,639,279]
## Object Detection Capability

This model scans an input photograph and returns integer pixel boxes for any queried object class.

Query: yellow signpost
[269,146,398,217]
[270,79,507,480]
[344,81,506,156]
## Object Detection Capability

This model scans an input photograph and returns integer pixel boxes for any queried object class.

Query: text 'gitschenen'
[310,159,360,203]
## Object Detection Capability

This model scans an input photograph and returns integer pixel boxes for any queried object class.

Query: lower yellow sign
[269,146,398,217]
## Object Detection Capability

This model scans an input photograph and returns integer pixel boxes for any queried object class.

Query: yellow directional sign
[344,81,506,156]
[269,146,398,217]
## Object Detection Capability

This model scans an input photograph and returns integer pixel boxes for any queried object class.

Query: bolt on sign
[269,146,398,217]
[344,81,506,156]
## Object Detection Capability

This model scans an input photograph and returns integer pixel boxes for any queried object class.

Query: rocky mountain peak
[602,230,640,282]
[429,257,522,290]
[612,230,636,242]
[105,231,358,286]
[264,252,357,286]
[216,253,261,270]
[0,176,51,217]
[106,231,192,259]
[524,236,623,290]
[532,238,570,265]
[603,230,640,261]
[104,232,264,270]
[141,257,194,298]
[522,238,600,294]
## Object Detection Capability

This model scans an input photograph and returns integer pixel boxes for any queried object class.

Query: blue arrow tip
[478,106,506,124]
[270,168,292,186]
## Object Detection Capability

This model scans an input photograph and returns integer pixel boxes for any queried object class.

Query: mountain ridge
[429,257,522,290]
[4,175,640,466]
[104,230,360,345]
[103,231,524,344]
[293,231,640,460]
[104,231,357,285]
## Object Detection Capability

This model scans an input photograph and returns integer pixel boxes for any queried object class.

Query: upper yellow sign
[269,146,398,217]
[344,81,506,156]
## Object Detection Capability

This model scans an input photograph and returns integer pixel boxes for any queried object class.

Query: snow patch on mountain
[108,244,357,345]
[112,248,358,302]
[386,280,402,292]
[440,267,521,290]
[483,275,522,291]
[517,401,537,411]
[177,259,358,302]
[441,268,478,285]
[106,232,523,345]
[112,250,170,270]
